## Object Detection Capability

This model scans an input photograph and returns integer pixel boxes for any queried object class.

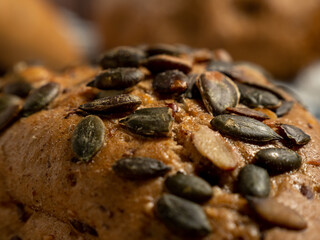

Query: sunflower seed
[153,70,188,94]
[255,148,302,175]
[238,164,270,198]
[142,55,192,74]
[71,115,105,162]
[226,107,269,120]
[247,197,307,230]
[145,44,182,57]
[100,46,145,69]
[88,68,144,90]
[3,80,32,98]
[22,82,59,117]
[237,83,281,109]
[279,124,310,145]
[275,101,294,117]
[112,157,171,179]
[210,114,282,142]
[0,95,21,131]
[192,126,239,170]
[197,71,240,115]
[165,173,212,203]
[119,107,173,137]
[79,94,141,115]
[156,194,212,237]
[70,220,98,236]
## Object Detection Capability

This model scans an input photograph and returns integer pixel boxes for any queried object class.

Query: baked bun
[1,45,320,240]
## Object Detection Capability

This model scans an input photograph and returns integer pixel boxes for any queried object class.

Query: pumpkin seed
[3,80,32,98]
[192,126,239,170]
[191,48,213,63]
[247,197,307,230]
[71,115,105,162]
[197,71,240,115]
[119,107,173,137]
[156,194,212,237]
[238,164,270,198]
[79,94,141,115]
[70,220,98,236]
[237,83,281,109]
[22,82,59,117]
[145,44,181,57]
[0,96,21,131]
[279,124,311,145]
[100,46,145,69]
[165,173,213,203]
[153,70,188,94]
[255,148,302,175]
[210,114,282,142]
[184,74,201,99]
[142,54,192,74]
[226,107,269,120]
[87,68,144,90]
[112,157,171,180]
[96,90,125,99]
[206,61,234,75]
[275,101,294,117]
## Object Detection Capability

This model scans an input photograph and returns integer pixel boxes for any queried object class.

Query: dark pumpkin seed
[142,54,192,74]
[255,148,302,175]
[210,114,282,142]
[70,220,98,236]
[22,82,59,117]
[79,94,141,115]
[279,124,311,145]
[206,61,234,75]
[3,80,32,98]
[88,68,144,90]
[275,101,294,117]
[247,197,307,230]
[145,44,181,57]
[119,107,173,137]
[238,164,270,198]
[156,194,212,237]
[112,157,171,180]
[226,107,269,120]
[100,46,145,69]
[184,74,201,99]
[197,71,240,115]
[165,173,213,203]
[71,115,105,162]
[237,83,281,109]
[153,70,188,94]
[0,94,22,131]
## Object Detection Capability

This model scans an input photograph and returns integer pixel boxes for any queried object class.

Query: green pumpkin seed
[22,82,59,117]
[165,173,213,203]
[279,124,311,145]
[79,94,141,115]
[119,107,173,137]
[156,194,212,237]
[142,55,192,74]
[238,164,270,198]
[247,197,307,230]
[3,80,32,98]
[226,107,269,120]
[0,94,22,131]
[237,83,281,109]
[112,157,171,179]
[275,101,294,117]
[210,114,282,142]
[255,148,302,175]
[99,46,145,69]
[153,70,188,94]
[88,68,144,90]
[197,71,240,115]
[71,115,105,162]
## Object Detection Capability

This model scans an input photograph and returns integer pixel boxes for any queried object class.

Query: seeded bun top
[0,45,320,240]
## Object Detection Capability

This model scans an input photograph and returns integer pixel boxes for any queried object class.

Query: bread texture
[0,46,320,240]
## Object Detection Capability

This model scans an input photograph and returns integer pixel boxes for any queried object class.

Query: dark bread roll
[0,45,320,240]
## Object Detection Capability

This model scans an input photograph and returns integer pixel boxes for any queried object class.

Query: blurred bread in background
[0,0,83,71]
[93,0,320,79]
